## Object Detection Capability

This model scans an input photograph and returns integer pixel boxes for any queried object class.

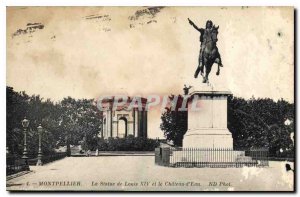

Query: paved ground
[6,156,294,191]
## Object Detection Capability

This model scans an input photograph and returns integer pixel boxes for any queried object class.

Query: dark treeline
[7,86,102,157]
[160,95,294,158]
[228,95,294,158]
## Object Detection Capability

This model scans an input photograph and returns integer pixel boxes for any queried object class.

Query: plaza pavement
[6,156,294,191]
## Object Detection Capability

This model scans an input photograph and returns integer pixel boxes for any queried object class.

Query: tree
[228,96,294,157]
[7,87,30,155]
[160,95,187,146]
[6,86,103,156]
[59,97,102,153]
[6,87,61,156]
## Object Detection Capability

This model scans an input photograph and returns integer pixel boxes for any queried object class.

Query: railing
[7,152,68,176]
[28,152,67,166]
[155,147,269,168]
[6,154,29,176]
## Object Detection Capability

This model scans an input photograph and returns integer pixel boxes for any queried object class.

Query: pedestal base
[183,84,233,149]
[183,128,233,149]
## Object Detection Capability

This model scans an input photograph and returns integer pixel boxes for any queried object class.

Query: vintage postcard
[6,6,294,191]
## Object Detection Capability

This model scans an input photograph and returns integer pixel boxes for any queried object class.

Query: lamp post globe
[21,117,29,128]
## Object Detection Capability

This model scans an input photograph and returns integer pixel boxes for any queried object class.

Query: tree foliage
[160,95,187,146]
[228,96,294,157]
[6,86,102,157]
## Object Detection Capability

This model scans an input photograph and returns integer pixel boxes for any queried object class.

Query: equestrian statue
[188,18,223,83]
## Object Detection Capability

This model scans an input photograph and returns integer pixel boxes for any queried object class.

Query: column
[143,110,147,138]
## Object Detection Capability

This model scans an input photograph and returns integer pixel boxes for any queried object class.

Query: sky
[7,7,294,138]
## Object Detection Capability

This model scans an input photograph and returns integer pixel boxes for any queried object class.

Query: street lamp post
[21,117,30,170]
[36,124,43,166]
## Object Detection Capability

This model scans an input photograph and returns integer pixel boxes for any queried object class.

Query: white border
[1,1,298,196]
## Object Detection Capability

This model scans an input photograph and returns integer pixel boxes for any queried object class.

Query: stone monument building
[101,97,148,139]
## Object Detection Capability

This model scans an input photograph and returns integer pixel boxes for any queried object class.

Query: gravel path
[6,156,294,191]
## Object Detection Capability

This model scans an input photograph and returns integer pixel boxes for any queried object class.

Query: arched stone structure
[118,116,127,138]
[101,97,148,139]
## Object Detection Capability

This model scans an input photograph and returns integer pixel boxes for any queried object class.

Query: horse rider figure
[188,18,223,81]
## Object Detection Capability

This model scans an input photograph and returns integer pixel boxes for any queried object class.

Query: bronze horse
[194,25,223,83]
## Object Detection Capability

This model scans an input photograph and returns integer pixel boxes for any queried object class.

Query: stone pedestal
[183,83,233,148]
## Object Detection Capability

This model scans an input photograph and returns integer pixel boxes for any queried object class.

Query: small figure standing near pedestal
[183,84,192,95]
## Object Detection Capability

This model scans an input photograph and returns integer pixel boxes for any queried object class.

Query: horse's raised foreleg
[202,76,207,83]
[216,64,220,76]
[203,63,212,83]
[215,57,222,76]
[194,53,203,78]
[194,66,201,78]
